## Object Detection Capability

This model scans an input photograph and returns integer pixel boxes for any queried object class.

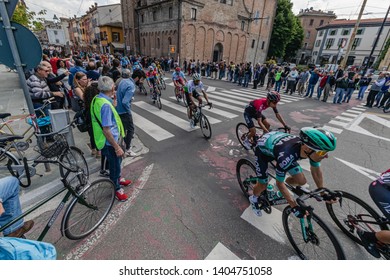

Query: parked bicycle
[326,191,389,259]
[187,103,212,139]
[0,151,114,241]
[236,159,345,260]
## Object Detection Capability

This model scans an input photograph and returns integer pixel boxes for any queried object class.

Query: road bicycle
[187,103,212,139]
[0,148,114,241]
[174,85,187,107]
[158,75,166,90]
[0,120,89,188]
[150,84,162,110]
[236,123,287,150]
[138,83,147,96]
[236,159,345,260]
[0,98,54,151]
[383,99,390,113]
[326,191,390,259]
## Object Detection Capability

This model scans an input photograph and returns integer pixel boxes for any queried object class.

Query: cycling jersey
[132,65,142,71]
[244,98,278,129]
[146,70,158,79]
[369,169,390,220]
[172,71,185,81]
[250,98,278,118]
[185,80,204,94]
[254,131,320,183]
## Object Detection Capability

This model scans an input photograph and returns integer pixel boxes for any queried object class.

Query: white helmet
[192,73,201,81]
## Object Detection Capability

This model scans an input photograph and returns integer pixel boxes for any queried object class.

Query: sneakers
[189,119,195,129]
[99,170,110,177]
[119,177,132,187]
[249,195,262,217]
[115,188,128,202]
[5,220,34,237]
[357,229,381,258]
[125,149,139,157]
[243,138,252,150]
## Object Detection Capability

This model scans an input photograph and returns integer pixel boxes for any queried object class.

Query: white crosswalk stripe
[224,89,290,104]
[132,111,174,141]
[238,88,303,102]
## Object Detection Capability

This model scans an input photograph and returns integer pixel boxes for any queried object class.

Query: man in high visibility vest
[91,76,128,201]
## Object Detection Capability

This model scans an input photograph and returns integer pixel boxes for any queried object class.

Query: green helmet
[299,127,337,151]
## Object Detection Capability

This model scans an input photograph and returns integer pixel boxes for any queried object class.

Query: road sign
[169,45,176,53]
[5,0,18,18]
[0,21,42,70]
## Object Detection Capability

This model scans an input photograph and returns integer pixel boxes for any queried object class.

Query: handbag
[73,109,89,133]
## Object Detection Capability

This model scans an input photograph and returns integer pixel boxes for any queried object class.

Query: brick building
[121,0,277,64]
[296,8,336,64]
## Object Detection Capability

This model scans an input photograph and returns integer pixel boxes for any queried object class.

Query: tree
[267,0,295,59]
[11,3,46,32]
[284,16,304,61]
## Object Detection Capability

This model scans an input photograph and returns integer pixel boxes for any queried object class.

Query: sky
[23,0,388,22]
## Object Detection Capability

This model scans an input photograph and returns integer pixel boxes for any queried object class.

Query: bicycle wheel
[175,88,181,102]
[384,101,390,113]
[200,114,212,139]
[140,84,147,95]
[282,206,346,260]
[0,148,21,179]
[161,78,166,90]
[62,178,116,240]
[236,158,257,198]
[59,147,89,188]
[326,191,388,245]
[156,94,162,110]
[236,122,250,150]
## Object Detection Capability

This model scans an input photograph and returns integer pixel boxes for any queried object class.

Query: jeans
[274,80,282,92]
[219,70,225,80]
[357,85,368,100]
[119,112,134,151]
[322,84,332,102]
[317,86,323,99]
[374,91,385,106]
[333,88,346,103]
[0,177,24,235]
[343,88,355,103]
[305,83,315,97]
[243,74,250,87]
[366,90,379,107]
[101,145,122,191]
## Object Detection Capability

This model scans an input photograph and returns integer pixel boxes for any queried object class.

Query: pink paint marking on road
[64,164,154,260]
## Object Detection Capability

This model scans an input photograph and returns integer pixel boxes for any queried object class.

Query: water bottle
[267,184,276,201]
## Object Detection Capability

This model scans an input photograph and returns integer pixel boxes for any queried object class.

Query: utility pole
[339,0,367,69]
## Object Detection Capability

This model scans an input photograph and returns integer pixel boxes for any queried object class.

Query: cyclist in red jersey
[242,91,290,149]
[146,66,158,96]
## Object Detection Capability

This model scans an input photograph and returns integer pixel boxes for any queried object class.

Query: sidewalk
[0,64,148,210]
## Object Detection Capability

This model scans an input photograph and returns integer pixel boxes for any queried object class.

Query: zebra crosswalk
[132,84,303,142]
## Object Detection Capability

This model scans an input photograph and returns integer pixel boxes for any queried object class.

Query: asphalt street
[3,70,389,260]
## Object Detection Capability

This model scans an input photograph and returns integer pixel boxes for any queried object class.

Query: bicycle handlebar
[296,188,343,208]
[35,119,76,137]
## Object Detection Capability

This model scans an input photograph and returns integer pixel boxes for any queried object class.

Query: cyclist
[146,66,159,98]
[132,61,142,72]
[357,169,390,258]
[243,91,290,150]
[249,127,337,217]
[172,67,187,98]
[184,73,211,128]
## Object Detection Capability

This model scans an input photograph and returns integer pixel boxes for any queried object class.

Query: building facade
[296,8,336,64]
[312,18,390,67]
[121,0,277,64]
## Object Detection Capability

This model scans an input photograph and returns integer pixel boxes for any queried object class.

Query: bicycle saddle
[0,133,24,143]
[0,113,11,119]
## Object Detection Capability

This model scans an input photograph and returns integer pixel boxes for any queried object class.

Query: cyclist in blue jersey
[172,67,187,91]
[249,127,337,217]
[132,62,142,72]
[357,169,390,258]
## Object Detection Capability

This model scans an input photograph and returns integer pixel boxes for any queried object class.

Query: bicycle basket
[36,133,69,158]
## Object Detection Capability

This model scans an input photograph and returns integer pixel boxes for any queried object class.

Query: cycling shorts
[185,89,201,106]
[244,104,265,129]
[369,180,390,220]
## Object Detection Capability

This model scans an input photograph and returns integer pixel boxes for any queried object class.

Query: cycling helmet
[151,63,156,68]
[300,127,337,152]
[175,67,181,72]
[267,91,281,103]
[192,73,201,81]
[134,62,139,65]
[148,66,154,71]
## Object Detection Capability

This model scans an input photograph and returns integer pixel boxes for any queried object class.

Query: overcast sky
[24,0,388,22]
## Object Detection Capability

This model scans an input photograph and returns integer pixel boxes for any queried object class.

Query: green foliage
[267,0,303,61]
[11,3,46,32]
[373,37,390,70]
[266,59,277,66]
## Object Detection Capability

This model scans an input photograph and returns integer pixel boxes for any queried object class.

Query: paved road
[3,70,389,260]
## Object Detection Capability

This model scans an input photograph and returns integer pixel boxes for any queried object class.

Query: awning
[110,42,124,49]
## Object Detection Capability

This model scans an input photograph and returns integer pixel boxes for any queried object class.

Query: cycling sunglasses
[315,150,328,157]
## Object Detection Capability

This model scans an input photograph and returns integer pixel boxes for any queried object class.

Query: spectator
[73,72,90,102]
[116,69,146,157]
[374,72,390,107]
[259,64,268,87]
[305,69,321,98]
[357,74,372,101]
[0,176,34,237]
[343,73,360,103]
[286,67,298,95]
[109,59,121,82]
[266,68,276,91]
[316,71,328,100]
[333,73,349,104]
[68,59,87,88]
[365,72,386,108]
[322,70,336,102]
[86,61,100,81]
[91,76,128,202]
[274,68,283,92]
[41,61,67,109]
[296,69,309,96]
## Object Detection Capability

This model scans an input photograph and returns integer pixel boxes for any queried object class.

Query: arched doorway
[213,43,223,62]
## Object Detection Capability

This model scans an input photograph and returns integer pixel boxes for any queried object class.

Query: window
[357,28,364,35]
[54,30,58,35]
[319,30,324,37]
[320,19,324,26]
[251,39,255,48]
[342,29,350,35]
[304,43,308,49]
[141,14,144,23]
[241,20,245,31]
[261,41,265,49]
[220,0,233,4]
[325,38,334,49]
[112,32,120,42]
[157,38,160,49]
[351,38,361,50]
[168,37,172,45]
[338,38,348,48]
[329,29,337,35]
[306,31,310,39]
[169,7,173,19]
[309,19,314,26]
[103,31,107,40]
[313,51,318,56]
[191,8,197,20]
[315,40,321,47]
[143,38,146,47]
[55,39,60,43]
[153,11,157,21]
